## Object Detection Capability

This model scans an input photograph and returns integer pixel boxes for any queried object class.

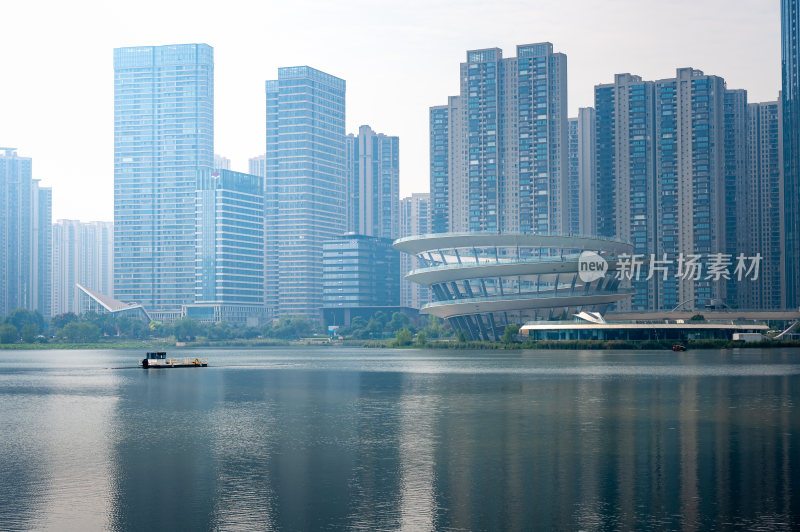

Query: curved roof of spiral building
[393,232,632,255]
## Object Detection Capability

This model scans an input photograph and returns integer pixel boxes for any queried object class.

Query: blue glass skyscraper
[188,169,266,324]
[782,0,800,308]
[113,44,213,320]
[322,234,400,308]
[265,67,346,319]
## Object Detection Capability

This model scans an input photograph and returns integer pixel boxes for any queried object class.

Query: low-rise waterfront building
[519,311,769,341]
[77,284,150,321]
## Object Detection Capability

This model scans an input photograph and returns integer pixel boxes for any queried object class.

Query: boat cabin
[146,352,167,360]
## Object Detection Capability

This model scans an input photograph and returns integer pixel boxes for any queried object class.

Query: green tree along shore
[0,308,452,349]
[2,307,798,351]
[0,309,323,348]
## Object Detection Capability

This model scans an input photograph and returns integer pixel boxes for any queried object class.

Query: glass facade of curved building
[394,233,634,341]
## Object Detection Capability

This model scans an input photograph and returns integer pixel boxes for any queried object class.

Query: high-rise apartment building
[31,180,51,319]
[400,193,431,309]
[567,108,596,235]
[52,220,113,315]
[0,148,32,317]
[745,100,784,309]
[723,89,749,308]
[82,221,114,300]
[113,44,214,321]
[430,43,568,234]
[567,118,579,234]
[213,154,231,170]
[782,0,800,308]
[0,149,51,318]
[594,69,743,311]
[594,74,658,310]
[430,100,457,233]
[188,169,266,324]
[654,68,728,310]
[248,154,266,178]
[345,125,399,239]
[265,66,346,319]
[52,220,81,316]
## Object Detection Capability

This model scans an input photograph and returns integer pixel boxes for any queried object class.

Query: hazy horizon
[0,0,781,221]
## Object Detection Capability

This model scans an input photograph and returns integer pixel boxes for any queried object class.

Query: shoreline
[0,338,291,350]
[3,338,800,351]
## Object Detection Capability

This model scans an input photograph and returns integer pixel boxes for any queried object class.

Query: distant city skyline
[0,0,781,221]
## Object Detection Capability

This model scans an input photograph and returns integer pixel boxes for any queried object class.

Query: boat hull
[141,363,208,368]
[140,356,208,368]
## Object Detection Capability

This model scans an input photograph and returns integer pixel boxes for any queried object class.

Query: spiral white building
[393,232,634,341]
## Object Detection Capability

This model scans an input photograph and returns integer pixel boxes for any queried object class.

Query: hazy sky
[0,0,781,222]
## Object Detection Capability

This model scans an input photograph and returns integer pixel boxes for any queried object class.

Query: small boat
[672,344,687,352]
[140,351,208,368]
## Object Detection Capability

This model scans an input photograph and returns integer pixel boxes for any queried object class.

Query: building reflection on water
[108,368,221,530]
[0,350,797,530]
[397,375,438,531]
[0,368,119,530]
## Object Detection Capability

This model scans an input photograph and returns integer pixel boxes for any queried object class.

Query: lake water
[0,347,798,531]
